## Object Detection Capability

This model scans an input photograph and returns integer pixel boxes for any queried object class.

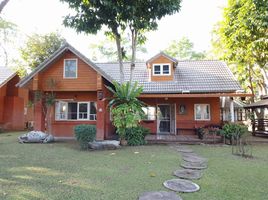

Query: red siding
[39,50,98,91]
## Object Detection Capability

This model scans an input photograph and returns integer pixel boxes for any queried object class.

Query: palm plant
[107,81,145,141]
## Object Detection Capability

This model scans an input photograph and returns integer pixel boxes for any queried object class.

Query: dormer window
[153,63,171,76]
[64,59,77,78]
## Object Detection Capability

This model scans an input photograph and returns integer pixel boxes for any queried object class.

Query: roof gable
[0,66,16,87]
[17,43,113,87]
[146,52,178,65]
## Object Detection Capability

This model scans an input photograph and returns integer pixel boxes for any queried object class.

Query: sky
[2,0,227,62]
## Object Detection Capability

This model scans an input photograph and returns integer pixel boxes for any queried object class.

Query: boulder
[88,140,120,150]
[18,131,54,143]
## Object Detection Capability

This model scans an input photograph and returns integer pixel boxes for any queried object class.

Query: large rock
[88,140,120,150]
[163,179,200,193]
[138,191,183,200]
[18,131,54,143]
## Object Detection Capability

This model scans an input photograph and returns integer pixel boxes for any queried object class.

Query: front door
[157,104,171,134]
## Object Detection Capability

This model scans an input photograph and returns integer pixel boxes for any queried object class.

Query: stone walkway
[138,145,208,200]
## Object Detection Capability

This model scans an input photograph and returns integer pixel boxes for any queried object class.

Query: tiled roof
[0,66,16,87]
[96,60,242,93]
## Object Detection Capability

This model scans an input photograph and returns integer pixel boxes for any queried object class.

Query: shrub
[74,124,96,149]
[220,123,248,144]
[125,126,150,146]
[196,127,205,139]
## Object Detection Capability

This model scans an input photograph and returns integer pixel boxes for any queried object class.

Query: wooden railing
[252,119,268,135]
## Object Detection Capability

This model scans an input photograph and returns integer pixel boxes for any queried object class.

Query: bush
[74,124,96,149]
[125,126,150,146]
[220,123,248,144]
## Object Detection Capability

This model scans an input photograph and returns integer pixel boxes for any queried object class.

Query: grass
[0,132,268,200]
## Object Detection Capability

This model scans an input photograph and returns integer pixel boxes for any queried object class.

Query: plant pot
[120,139,128,146]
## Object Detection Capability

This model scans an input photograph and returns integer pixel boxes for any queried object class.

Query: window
[64,59,77,78]
[153,63,171,75]
[142,106,156,120]
[55,101,96,121]
[153,65,161,75]
[194,104,210,120]
[163,64,170,74]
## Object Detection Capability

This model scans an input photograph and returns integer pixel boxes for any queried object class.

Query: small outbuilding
[244,96,268,135]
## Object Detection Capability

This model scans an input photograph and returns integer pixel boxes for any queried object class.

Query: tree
[32,78,57,135]
[107,81,144,142]
[164,37,206,60]
[213,0,268,99]
[90,34,147,62]
[61,0,181,83]
[0,0,9,14]
[16,32,65,76]
[0,18,17,66]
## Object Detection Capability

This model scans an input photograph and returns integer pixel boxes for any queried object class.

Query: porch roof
[244,99,268,108]
[0,66,16,87]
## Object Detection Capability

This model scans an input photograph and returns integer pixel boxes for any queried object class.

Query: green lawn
[0,132,268,200]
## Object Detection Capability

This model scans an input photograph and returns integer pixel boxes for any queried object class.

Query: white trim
[194,104,211,121]
[63,58,78,79]
[152,63,171,76]
[77,102,89,120]
[55,100,96,121]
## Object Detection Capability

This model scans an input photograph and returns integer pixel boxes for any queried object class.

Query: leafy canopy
[16,32,65,76]
[213,0,268,97]
[61,0,181,35]
[164,37,206,60]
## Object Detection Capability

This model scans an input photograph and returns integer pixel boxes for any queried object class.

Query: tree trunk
[247,65,255,103]
[113,29,124,84]
[260,68,268,95]
[0,0,9,14]
[129,28,138,85]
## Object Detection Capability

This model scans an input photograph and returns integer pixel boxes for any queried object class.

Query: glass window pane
[154,65,161,74]
[78,103,88,119]
[148,107,156,120]
[142,106,156,120]
[68,102,77,120]
[89,102,97,120]
[195,105,202,119]
[64,60,77,78]
[55,101,67,120]
[163,65,170,74]
[204,105,210,119]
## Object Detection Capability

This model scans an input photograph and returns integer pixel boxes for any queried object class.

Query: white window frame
[77,102,89,120]
[63,58,78,79]
[152,63,171,76]
[194,104,211,121]
[55,101,96,121]
[142,106,156,121]
[55,101,68,121]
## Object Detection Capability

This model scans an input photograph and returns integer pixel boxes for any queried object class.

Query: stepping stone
[176,148,193,153]
[181,152,198,157]
[163,179,200,193]
[182,155,208,163]
[138,191,183,200]
[173,169,203,180]
[181,161,207,170]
